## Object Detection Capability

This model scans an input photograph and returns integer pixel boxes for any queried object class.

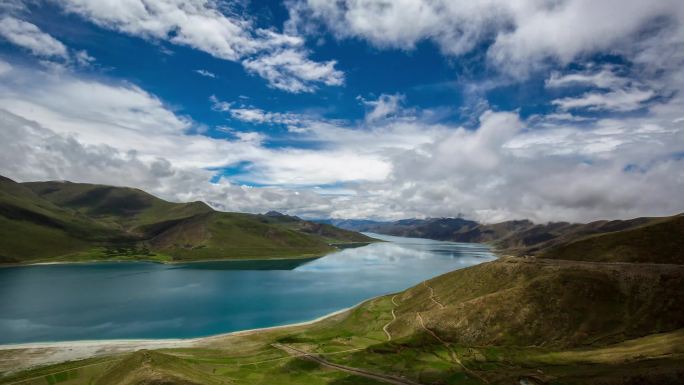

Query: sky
[0,0,683,223]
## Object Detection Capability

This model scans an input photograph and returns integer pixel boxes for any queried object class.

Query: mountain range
[319,213,684,262]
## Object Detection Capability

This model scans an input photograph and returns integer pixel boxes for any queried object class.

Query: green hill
[0,177,375,264]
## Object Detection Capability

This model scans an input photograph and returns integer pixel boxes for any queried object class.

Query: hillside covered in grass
[539,214,684,264]
[0,176,375,264]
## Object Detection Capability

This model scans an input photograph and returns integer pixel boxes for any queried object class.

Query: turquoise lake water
[0,233,495,344]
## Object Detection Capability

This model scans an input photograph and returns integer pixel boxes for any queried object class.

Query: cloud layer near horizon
[1,0,683,223]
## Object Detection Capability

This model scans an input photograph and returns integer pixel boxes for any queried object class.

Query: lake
[0,233,495,344]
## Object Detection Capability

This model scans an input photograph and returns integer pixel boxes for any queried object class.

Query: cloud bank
[1,0,683,223]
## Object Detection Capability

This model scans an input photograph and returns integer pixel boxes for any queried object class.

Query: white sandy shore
[0,303,359,374]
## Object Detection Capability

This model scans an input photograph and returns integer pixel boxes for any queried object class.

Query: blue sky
[0,0,683,222]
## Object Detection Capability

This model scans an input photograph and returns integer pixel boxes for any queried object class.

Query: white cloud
[0,64,398,189]
[210,95,305,127]
[0,16,68,58]
[51,0,343,92]
[208,83,683,222]
[0,16,95,67]
[545,67,628,89]
[3,64,684,222]
[241,48,343,93]
[552,88,655,112]
[546,65,660,112]
[288,0,684,77]
[73,50,95,66]
[359,93,404,122]
[195,69,216,78]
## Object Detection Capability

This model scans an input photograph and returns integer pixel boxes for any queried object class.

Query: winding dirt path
[273,343,423,385]
[382,295,399,341]
[423,281,445,309]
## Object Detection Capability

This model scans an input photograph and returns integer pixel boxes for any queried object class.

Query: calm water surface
[0,233,494,344]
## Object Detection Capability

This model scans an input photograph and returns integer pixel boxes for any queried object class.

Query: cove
[0,234,495,344]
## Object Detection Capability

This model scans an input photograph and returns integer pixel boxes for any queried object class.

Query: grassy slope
[22,181,214,232]
[387,258,684,348]
[539,214,684,264]
[0,177,126,262]
[148,212,337,261]
[1,178,375,263]
[489,216,657,256]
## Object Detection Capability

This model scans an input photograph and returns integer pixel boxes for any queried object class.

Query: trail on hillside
[382,295,399,341]
[423,281,445,309]
[273,343,423,385]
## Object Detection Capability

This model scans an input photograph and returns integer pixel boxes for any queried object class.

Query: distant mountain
[0,176,375,264]
[314,218,389,232]
[321,213,683,262]
[315,217,480,238]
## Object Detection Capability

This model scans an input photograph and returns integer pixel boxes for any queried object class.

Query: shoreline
[0,254,328,269]
[0,303,356,350]
[0,240,383,269]
[0,296,381,374]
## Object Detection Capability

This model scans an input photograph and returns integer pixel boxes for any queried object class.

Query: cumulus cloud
[287,0,684,77]
[0,16,68,58]
[3,66,684,222]
[0,16,95,67]
[0,64,396,189]
[168,89,684,222]
[49,0,343,92]
[241,48,343,93]
[358,108,684,222]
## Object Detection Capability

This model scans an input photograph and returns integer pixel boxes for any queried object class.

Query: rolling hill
[0,176,375,264]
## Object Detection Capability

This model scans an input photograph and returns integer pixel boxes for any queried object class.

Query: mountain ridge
[0,176,376,264]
